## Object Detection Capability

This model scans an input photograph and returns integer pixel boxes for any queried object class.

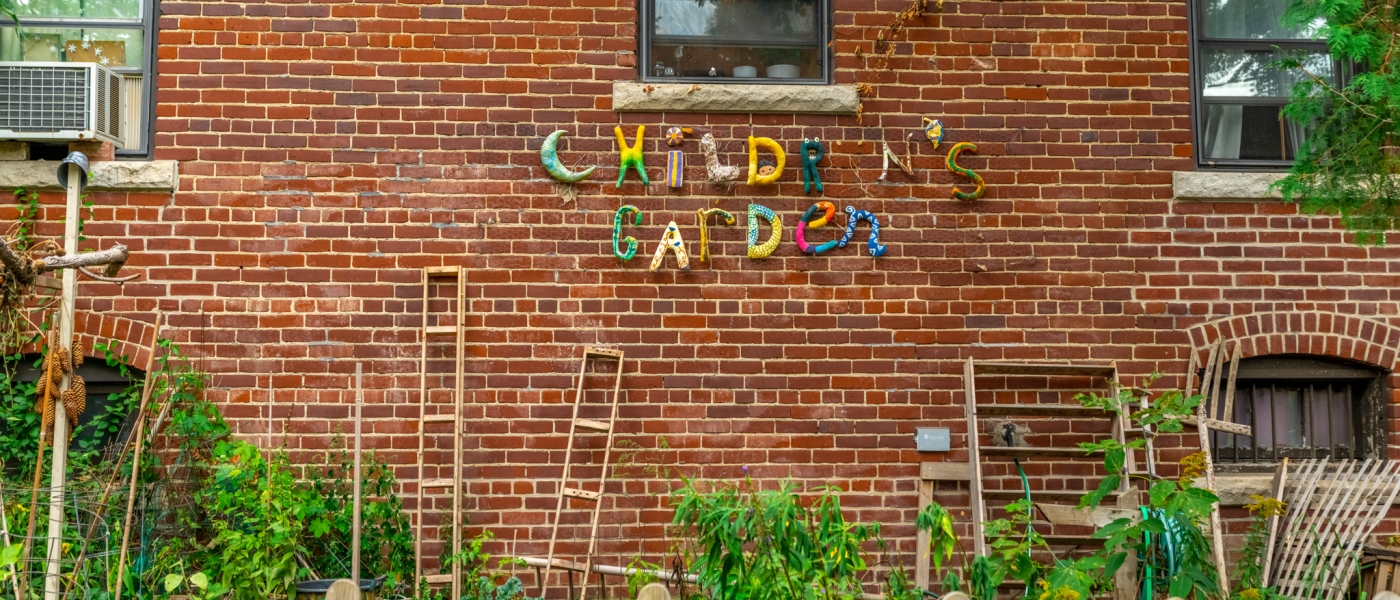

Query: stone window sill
[612,82,860,114]
[0,160,178,192]
[1173,171,1286,201]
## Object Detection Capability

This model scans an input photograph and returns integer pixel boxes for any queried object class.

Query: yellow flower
[1036,585,1081,600]
[1180,452,1208,485]
[1244,495,1286,518]
[1239,588,1263,600]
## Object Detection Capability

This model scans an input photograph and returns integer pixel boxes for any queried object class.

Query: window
[1211,356,1386,463]
[639,0,831,84]
[1189,0,1341,167]
[0,0,158,158]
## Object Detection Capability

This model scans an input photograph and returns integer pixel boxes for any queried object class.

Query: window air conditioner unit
[0,62,124,148]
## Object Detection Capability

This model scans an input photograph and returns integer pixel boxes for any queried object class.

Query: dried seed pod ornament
[63,375,85,426]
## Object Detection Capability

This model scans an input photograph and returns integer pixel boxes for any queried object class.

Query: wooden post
[352,363,363,583]
[914,479,933,591]
[44,161,83,600]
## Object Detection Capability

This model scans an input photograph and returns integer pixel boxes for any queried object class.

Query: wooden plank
[984,490,1110,502]
[424,574,454,584]
[964,358,986,557]
[915,480,933,591]
[1260,458,1289,585]
[425,266,461,276]
[1182,416,1253,436]
[548,558,590,572]
[974,404,1112,418]
[584,347,624,358]
[920,462,971,482]
[423,414,455,423]
[972,362,1116,377]
[980,447,1105,458]
[563,487,601,501]
[33,275,61,291]
[575,418,611,432]
[425,325,455,335]
[422,478,454,489]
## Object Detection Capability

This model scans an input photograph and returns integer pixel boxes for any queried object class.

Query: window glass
[1201,0,1323,39]
[0,27,144,67]
[1201,48,1331,97]
[647,0,823,80]
[1200,104,1308,160]
[9,0,142,20]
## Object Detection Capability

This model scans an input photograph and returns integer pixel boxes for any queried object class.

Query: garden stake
[0,480,21,599]
[352,362,363,583]
[110,312,166,600]
[21,312,59,599]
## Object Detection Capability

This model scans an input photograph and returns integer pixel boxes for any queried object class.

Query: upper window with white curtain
[1191,0,1339,168]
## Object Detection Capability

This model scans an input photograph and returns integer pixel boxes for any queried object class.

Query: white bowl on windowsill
[733,66,758,78]
[765,64,800,78]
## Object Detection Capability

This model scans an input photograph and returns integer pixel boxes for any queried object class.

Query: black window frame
[637,0,834,85]
[0,0,160,160]
[1187,0,1342,170]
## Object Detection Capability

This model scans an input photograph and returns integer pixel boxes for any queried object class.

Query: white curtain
[1203,104,1243,159]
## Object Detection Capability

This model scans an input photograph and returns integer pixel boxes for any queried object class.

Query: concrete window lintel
[1173,171,1286,201]
[0,160,178,192]
[612,82,861,115]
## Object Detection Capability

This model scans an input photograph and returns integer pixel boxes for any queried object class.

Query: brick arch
[1184,311,1400,372]
[18,311,162,372]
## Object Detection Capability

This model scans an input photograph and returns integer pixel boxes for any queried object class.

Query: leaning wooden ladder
[541,347,626,600]
[964,359,1135,558]
[414,266,466,598]
[1184,338,1254,589]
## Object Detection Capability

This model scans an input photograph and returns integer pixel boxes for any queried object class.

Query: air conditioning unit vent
[0,62,124,148]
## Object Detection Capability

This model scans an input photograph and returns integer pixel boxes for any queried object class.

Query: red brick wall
[14,0,1400,590]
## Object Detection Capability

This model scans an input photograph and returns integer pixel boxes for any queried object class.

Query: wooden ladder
[541,346,626,600]
[1186,338,1253,589]
[962,360,1139,559]
[414,265,466,598]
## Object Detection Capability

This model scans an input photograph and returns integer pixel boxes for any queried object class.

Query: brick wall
[11,0,1400,591]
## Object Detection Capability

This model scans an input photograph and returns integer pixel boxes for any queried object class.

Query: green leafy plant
[670,472,902,600]
[626,554,662,598]
[165,567,231,600]
[1273,0,1400,245]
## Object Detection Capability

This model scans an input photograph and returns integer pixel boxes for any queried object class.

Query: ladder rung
[425,325,457,335]
[423,573,454,584]
[425,266,461,276]
[562,487,600,501]
[583,347,623,358]
[575,418,611,432]
[422,478,455,489]
[424,414,456,423]
[549,558,589,572]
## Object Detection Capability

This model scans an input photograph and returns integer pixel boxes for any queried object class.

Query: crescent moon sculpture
[540,130,596,183]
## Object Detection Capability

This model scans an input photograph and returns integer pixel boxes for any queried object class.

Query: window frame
[1209,355,1387,466]
[0,0,159,160]
[1187,0,1341,170]
[637,0,834,86]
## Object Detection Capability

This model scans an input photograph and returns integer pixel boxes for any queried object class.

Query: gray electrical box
[915,427,951,452]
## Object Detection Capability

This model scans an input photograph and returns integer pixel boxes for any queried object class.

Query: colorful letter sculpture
[922,118,944,149]
[540,130,596,183]
[701,133,741,182]
[946,142,985,201]
[746,136,785,186]
[837,206,887,257]
[666,150,683,188]
[649,221,690,272]
[800,138,824,194]
[795,202,839,254]
[665,126,692,146]
[878,140,914,182]
[696,207,735,263]
[746,204,782,259]
[613,205,642,260]
[614,125,649,188]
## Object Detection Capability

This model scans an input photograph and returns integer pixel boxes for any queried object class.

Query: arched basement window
[15,352,141,457]
[1211,355,1386,463]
